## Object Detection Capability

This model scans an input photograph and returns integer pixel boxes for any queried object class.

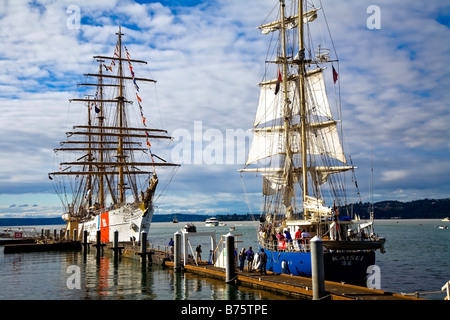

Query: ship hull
[79,204,154,243]
[262,247,375,286]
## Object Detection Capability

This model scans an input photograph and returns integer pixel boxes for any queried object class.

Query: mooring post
[96,230,102,256]
[113,230,119,250]
[174,231,182,271]
[83,230,88,251]
[225,233,235,284]
[141,231,147,264]
[112,230,119,260]
[311,236,326,300]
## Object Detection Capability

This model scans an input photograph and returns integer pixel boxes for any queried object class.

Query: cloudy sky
[0,0,449,218]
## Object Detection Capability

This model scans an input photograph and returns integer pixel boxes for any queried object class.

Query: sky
[0,0,449,218]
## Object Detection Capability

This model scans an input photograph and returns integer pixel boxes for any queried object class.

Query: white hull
[205,222,219,227]
[205,218,219,227]
[79,204,154,243]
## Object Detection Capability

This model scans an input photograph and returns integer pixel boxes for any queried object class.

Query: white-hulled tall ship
[49,27,179,243]
[240,0,385,286]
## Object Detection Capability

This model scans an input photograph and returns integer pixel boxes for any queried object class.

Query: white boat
[442,217,450,222]
[49,27,180,243]
[205,217,219,227]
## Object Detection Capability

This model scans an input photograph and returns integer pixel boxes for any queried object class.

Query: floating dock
[93,239,422,301]
[0,228,428,300]
[163,260,422,300]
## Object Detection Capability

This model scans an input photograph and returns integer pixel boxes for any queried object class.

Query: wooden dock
[2,235,424,300]
[89,241,424,300]
[163,260,422,301]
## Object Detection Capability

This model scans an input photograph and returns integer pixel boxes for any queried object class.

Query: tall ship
[49,27,179,243]
[240,0,385,286]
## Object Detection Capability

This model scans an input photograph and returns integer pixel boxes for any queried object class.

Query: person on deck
[295,228,302,246]
[196,244,202,262]
[246,247,254,272]
[259,248,267,275]
[239,248,246,271]
[284,230,292,242]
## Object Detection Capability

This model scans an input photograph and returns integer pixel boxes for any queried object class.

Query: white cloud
[0,0,449,217]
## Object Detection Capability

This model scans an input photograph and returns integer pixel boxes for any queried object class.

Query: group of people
[259,224,312,251]
[238,246,268,274]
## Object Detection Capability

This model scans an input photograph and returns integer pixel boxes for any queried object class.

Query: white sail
[305,69,333,119]
[254,69,332,127]
[246,120,346,165]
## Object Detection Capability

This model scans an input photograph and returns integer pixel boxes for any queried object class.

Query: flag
[332,65,338,84]
[133,79,139,91]
[274,67,282,95]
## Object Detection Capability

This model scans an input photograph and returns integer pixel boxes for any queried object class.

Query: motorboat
[205,217,219,227]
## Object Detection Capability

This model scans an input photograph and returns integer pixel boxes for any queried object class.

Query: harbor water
[0,219,448,300]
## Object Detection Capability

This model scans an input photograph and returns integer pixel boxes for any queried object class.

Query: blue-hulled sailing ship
[240,0,385,286]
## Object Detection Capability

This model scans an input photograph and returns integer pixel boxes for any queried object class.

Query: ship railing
[258,234,310,253]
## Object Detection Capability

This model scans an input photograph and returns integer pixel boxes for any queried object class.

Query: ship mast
[96,59,105,208]
[279,0,294,216]
[50,27,180,214]
[297,0,309,219]
[117,27,125,204]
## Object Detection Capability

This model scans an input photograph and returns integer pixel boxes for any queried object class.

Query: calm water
[0,219,449,300]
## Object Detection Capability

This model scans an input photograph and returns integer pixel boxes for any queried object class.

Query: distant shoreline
[1,216,448,227]
[1,198,449,226]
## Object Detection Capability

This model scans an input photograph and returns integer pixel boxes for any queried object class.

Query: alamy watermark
[171,121,252,165]
[66,265,81,289]
[367,5,381,30]
[66,5,81,30]
[366,265,381,289]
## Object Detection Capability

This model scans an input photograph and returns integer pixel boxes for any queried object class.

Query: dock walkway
[163,260,421,301]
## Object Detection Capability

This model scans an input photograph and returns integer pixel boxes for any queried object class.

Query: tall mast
[298,0,309,219]
[97,59,105,208]
[117,26,125,204]
[86,96,93,209]
[280,0,294,213]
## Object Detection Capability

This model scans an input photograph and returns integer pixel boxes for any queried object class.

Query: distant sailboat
[49,27,180,243]
[240,0,385,286]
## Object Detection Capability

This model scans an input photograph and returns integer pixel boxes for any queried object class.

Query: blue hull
[263,248,375,286]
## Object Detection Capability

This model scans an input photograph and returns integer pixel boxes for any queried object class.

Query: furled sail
[259,8,319,34]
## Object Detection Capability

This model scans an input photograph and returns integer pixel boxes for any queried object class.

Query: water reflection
[61,250,292,300]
